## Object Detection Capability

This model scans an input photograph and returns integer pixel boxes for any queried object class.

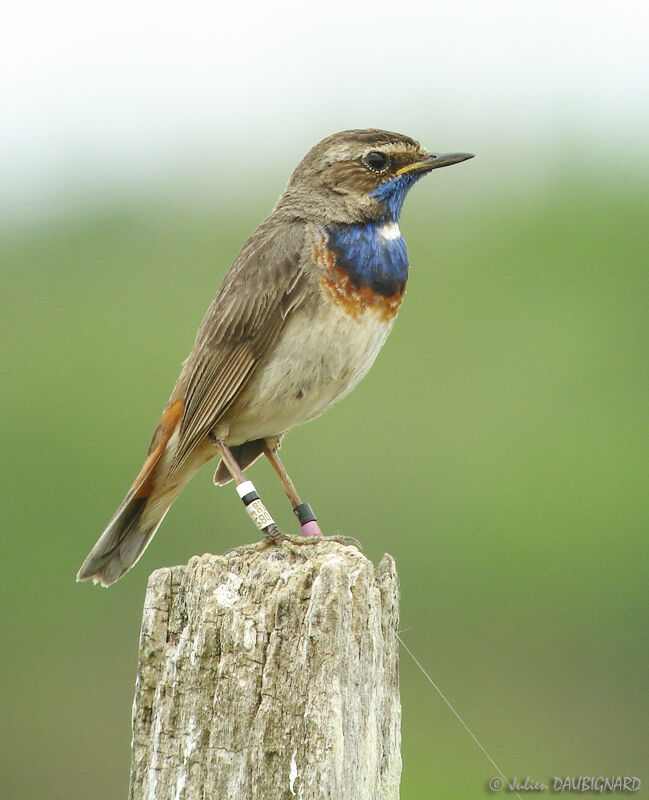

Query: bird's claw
[223,540,270,556]
[224,526,362,558]
[265,525,362,551]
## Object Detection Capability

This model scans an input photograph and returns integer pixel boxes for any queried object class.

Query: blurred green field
[1,164,648,798]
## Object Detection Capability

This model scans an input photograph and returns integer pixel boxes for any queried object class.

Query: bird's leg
[262,440,322,537]
[210,436,284,546]
[262,438,362,550]
[210,435,360,552]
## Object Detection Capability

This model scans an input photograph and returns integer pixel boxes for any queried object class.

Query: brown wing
[168,220,310,475]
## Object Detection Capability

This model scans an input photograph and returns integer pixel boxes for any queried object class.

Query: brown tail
[77,401,190,587]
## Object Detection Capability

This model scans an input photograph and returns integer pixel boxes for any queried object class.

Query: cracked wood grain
[129,541,400,800]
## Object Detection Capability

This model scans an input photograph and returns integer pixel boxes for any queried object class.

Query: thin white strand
[396,632,521,800]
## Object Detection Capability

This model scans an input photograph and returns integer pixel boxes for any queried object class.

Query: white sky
[2,0,648,217]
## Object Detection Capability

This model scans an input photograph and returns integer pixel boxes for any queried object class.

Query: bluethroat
[78,129,473,586]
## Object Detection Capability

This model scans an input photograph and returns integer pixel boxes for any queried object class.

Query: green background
[1,151,648,798]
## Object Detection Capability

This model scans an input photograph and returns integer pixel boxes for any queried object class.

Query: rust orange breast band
[314,238,404,323]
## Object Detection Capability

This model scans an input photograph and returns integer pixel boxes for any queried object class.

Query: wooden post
[129,541,401,800]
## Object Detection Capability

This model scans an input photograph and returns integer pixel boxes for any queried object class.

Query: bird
[77,129,473,587]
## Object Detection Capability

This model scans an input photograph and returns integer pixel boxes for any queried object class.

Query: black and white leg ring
[236,480,274,531]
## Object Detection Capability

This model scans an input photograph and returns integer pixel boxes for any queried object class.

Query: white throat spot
[378,221,401,241]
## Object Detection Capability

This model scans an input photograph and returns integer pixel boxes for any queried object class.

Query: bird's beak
[396,151,475,176]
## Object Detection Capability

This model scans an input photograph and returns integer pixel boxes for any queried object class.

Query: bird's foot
[265,524,362,551]
[311,533,363,549]
[223,540,270,557]
[223,525,300,557]
[225,525,362,558]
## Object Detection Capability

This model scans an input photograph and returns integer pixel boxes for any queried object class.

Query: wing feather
[168,221,309,474]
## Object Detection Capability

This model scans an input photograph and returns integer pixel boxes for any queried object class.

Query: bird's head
[278,129,474,224]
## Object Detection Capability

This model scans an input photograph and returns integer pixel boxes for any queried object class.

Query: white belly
[225,302,396,444]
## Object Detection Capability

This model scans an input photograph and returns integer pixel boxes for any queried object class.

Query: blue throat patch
[326,222,408,297]
[325,173,423,297]
[370,172,423,220]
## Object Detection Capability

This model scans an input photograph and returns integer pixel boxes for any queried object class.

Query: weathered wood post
[129,541,401,800]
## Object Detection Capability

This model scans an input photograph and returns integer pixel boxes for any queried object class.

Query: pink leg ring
[301,520,322,537]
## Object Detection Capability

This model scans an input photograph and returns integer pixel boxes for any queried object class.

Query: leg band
[293,502,316,526]
[236,480,274,531]
[294,502,321,536]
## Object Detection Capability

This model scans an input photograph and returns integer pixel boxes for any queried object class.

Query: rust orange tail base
[76,400,186,587]
[132,400,183,498]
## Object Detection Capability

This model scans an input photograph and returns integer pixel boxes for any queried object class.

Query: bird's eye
[363,151,390,173]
